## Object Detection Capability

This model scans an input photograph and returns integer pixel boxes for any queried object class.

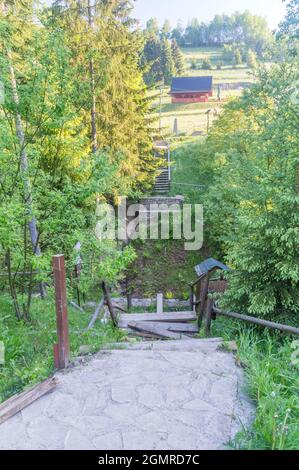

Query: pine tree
[247,49,257,68]
[51,0,158,192]
[202,57,299,320]
[234,49,243,65]
[279,0,299,38]
[171,39,185,76]
[142,35,163,85]
[161,19,171,39]
[160,39,174,85]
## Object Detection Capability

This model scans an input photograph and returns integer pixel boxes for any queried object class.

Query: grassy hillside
[127,139,212,299]
[152,46,254,136]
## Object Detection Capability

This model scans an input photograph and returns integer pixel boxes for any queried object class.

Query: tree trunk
[7,53,46,298]
[87,0,97,153]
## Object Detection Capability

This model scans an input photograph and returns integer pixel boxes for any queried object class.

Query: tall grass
[0,294,124,403]
[235,328,299,450]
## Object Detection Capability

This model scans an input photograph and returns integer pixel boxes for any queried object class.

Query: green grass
[187,65,254,83]
[169,139,214,203]
[182,46,254,83]
[210,316,299,450]
[127,239,202,299]
[127,138,214,299]
[0,294,125,403]
[235,332,299,450]
[181,47,224,63]
[150,46,254,135]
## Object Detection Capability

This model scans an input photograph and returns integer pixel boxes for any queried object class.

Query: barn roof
[195,258,229,277]
[171,76,213,93]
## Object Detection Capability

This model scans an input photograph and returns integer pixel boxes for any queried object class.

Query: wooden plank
[118,311,196,328]
[102,282,117,327]
[213,307,299,336]
[204,298,214,337]
[86,298,104,330]
[128,331,161,340]
[128,322,188,340]
[152,322,198,333]
[157,293,163,314]
[0,377,57,425]
[69,301,85,314]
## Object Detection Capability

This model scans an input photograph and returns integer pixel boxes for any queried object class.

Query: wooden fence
[191,273,299,337]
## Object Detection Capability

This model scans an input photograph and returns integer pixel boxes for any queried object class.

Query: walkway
[0,339,254,450]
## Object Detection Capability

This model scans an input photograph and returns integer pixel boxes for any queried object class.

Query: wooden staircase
[154,168,170,193]
[118,293,198,340]
[153,141,171,193]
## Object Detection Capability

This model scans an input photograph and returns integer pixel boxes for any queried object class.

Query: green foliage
[169,11,272,54]
[210,317,299,450]
[142,33,184,85]
[234,330,299,450]
[247,49,258,68]
[171,39,185,76]
[160,38,175,85]
[0,295,125,403]
[200,56,299,320]
[223,44,245,65]
[234,49,243,65]
[279,0,299,39]
[190,58,198,70]
[0,0,158,319]
[142,10,272,84]
[201,58,212,70]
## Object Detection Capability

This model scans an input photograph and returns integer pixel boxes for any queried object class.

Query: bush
[247,49,258,68]
[234,49,243,65]
[201,58,212,70]
[190,58,198,70]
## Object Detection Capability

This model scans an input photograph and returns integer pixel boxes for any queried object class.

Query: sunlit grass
[0,294,125,403]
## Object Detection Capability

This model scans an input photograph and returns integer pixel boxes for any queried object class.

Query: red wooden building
[170,76,213,103]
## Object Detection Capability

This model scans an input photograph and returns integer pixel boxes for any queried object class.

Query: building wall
[171,91,212,104]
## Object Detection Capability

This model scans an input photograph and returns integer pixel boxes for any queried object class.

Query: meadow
[152,47,254,136]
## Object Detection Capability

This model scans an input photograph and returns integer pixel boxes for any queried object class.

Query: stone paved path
[0,339,254,450]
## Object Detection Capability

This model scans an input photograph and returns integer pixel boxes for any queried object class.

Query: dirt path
[0,339,254,450]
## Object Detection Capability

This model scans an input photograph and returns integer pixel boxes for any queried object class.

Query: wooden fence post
[53,255,69,369]
[204,297,214,337]
[198,273,211,328]
[190,285,194,311]
[101,281,118,327]
[157,293,163,314]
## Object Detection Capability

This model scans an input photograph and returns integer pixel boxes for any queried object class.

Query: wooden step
[128,321,190,340]
[118,311,196,328]
[102,338,223,352]
[154,322,198,333]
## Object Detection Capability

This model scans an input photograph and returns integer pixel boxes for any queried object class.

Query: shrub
[201,58,212,70]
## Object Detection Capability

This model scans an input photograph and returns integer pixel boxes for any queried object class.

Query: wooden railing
[191,272,299,337]
[213,307,299,336]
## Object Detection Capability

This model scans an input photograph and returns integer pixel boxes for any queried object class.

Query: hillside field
[152,47,255,136]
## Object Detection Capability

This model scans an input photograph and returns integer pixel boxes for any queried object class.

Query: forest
[147,11,273,51]
[142,10,275,85]
[0,0,298,453]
